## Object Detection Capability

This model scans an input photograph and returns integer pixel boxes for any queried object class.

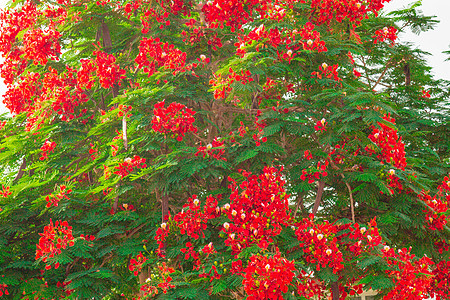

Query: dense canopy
[0,0,449,299]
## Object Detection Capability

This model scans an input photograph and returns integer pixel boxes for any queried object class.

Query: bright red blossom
[129,252,147,276]
[45,184,72,208]
[40,139,56,160]
[382,247,433,300]
[223,166,292,253]
[152,100,197,141]
[195,137,226,161]
[35,219,75,270]
[113,155,147,178]
[373,26,398,46]
[243,251,295,300]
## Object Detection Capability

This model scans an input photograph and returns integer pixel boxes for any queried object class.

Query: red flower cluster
[307,0,392,26]
[373,26,398,46]
[40,139,56,160]
[129,252,147,276]
[242,252,296,300]
[210,68,254,99]
[45,184,72,208]
[234,24,300,58]
[253,110,268,146]
[117,104,132,118]
[296,270,324,299]
[382,247,433,300]
[121,203,136,211]
[422,90,431,98]
[304,150,313,160]
[418,177,450,231]
[152,100,197,141]
[294,217,344,274]
[7,66,89,130]
[93,50,126,89]
[195,137,226,161]
[312,63,342,82]
[368,114,407,170]
[173,194,220,240]
[202,0,260,30]
[155,222,169,257]
[431,260,450,300]
[35,219,75,270]
[113,155,147,178]
[23,28,61,65]
[386,171,404,195]
[0,2,55,84]
[0,283,8,296]
[40,67,89,121]
[300,161,329,184]
[77,59,96,89]
[298,22,327,52]
[140,262,175,296]
[342,218,383,255]
[222,166,292,253]
[89,143,98,160]
[135,37,193,77]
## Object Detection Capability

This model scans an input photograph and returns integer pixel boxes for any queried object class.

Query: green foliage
[0,0,449,299]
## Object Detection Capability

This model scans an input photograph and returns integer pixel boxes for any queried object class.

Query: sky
[0,0,449,114]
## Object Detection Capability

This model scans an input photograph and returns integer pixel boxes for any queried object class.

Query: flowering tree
[0,0,449,299]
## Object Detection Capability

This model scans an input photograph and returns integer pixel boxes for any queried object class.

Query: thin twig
[345,182,356,223]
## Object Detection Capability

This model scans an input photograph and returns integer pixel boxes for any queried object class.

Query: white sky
[0,0,448,114]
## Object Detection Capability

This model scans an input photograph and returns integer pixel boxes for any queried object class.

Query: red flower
[373,26,398,46]
[35,219,75,270]
[40,139,56,160]
[1,185,11,198]
[45,184,72,208]
[312,63,342,82]
[152,100,197,141]
[368,114,406,170]
[129,252,147,276]
[0,284,8,296]
[173,194,220,240]
[383,247,433,300]
[195,137,226,161]
[113,155,147,178]
[243,251,296,300]
[135,37,193,77]
[23,28,61,65]
[93,50,126,89]
[222,166,292,254]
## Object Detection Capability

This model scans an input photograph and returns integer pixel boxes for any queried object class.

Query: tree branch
[312,181,325,215]
[13,158,27,183]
